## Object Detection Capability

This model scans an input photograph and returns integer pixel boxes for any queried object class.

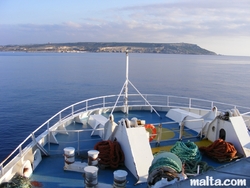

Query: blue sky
[0,0,249,56]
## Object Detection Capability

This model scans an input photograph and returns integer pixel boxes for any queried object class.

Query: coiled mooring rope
[170,141,202,162]
[147,152,184,186]
[0,173,43,188]
[149,153,182,174]
[199,139,238,162]
[169,141,215,176]
[94,140,124,169]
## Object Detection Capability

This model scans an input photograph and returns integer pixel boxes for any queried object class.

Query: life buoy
[144,124,157,142]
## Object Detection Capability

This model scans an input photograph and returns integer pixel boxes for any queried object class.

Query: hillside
[0,42,216,55]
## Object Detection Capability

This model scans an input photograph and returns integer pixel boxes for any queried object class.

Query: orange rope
[94,140,124,169]
[199,139,237,161]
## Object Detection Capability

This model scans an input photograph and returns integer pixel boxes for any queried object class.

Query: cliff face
[0,42,216,55]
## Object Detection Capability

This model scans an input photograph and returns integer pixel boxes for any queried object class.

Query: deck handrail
[1,93,250,175]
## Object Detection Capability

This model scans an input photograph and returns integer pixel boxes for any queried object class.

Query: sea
[0,52,250,162]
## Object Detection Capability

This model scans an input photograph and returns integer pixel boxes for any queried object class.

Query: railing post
[31,133,36,143]
[0,164,3,176]
[248,118,250,131]
[72,105,74,116]
[77,131,80,155]
[47,122,50,152]
[179,122,184,140]
[200,120,204,139]
[211,101,214,110]
[156,124,162,146]
[189,98,192,108]
[59,112,62,122]
[86,101,88,111]
[103,97,105,108]
[19,146,23,157]
[167,96,169,106]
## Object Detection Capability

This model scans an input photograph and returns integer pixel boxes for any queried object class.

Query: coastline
[0,42,216,55]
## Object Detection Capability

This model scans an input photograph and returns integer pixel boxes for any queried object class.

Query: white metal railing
[1,93,250,176]
[47,122,202,155]
[48,129,103,155]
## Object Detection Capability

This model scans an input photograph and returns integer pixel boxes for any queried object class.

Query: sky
[0,0,249,56]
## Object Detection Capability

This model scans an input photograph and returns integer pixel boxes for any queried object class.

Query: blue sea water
[0,52,250,162]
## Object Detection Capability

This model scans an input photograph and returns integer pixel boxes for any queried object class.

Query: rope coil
[147,152,184,186]
[170,141,202,162]
[149,157,182,174]
[94,140,124,169]
[199,139,238,162]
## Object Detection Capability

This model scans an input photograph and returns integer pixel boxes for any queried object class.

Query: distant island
[0,42,216,55]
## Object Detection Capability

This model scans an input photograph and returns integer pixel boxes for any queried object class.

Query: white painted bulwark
[229,116,250,157]
[88,114,108,137]
[33,149,42,170]
[114,120,153,184]
[206,115,250,157]
[103,120,117,140]
[166,109,201,123]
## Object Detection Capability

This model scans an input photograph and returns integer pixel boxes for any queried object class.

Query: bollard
[88,150,99,166]
[64,147,75,165]
[113,170,127,188]
[84,166,98,187]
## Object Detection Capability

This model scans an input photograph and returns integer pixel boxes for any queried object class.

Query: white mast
[110,51,160,117]
[124,50,129,114]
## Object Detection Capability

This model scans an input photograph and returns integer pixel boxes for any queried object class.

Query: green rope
[184,160,214,176]
[170,141,202,162]
[0,173,32,188]
[149,157,182,174]
[149,152,182,174]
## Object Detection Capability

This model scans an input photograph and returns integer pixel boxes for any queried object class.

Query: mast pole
[111,50,160,118]
[124,50,129,114]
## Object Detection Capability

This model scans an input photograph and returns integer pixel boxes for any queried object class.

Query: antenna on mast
[110,51,160,117]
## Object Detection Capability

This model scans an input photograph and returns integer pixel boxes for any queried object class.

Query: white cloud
[1,0,250,56]
[63,22,82,28]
